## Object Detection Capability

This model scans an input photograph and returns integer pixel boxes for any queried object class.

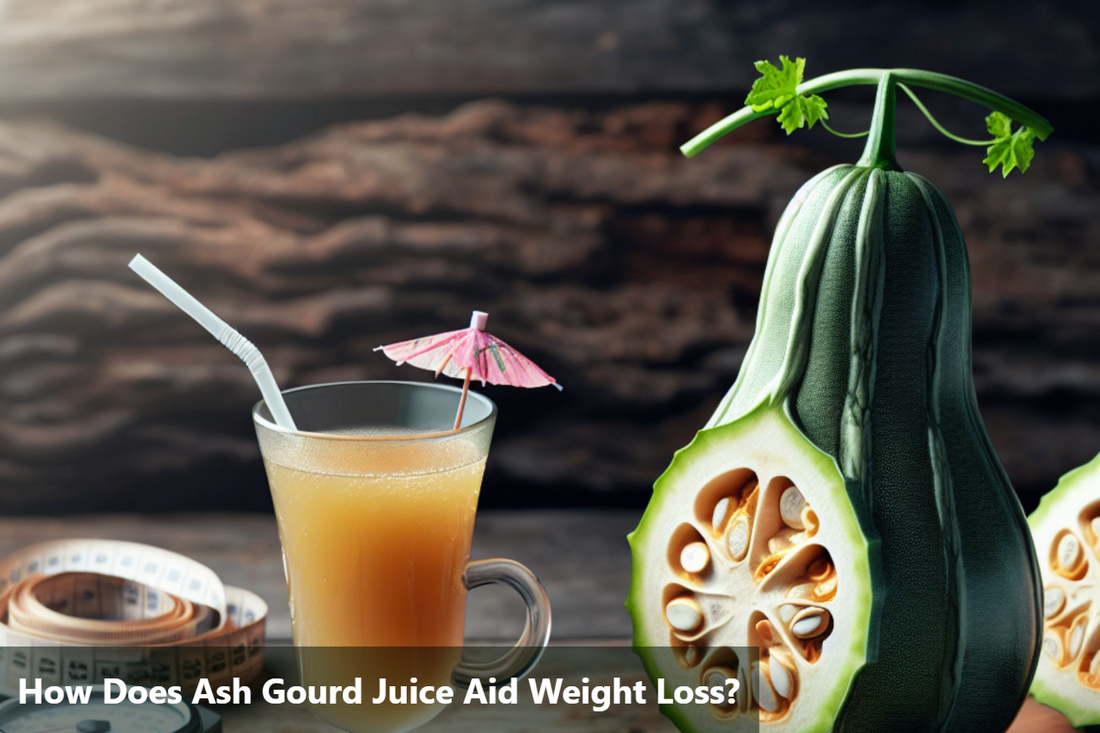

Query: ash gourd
[627,63,1053,733]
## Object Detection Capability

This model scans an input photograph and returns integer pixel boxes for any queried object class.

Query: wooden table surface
[0,512,1077,732]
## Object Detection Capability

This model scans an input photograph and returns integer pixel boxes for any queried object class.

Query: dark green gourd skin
[707,80,1042,732]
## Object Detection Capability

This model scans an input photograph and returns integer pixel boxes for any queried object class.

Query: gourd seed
[787,583,813,599]
[753,661,780,712]
[1057,533,1083,571]
[791,607,829,639]
[1043,586,1065,618]
[1069,619,1086,661]
[712,497,731,531]
[727,516,750,561]
[666,597,704,633]
[680,541,711,573]
[769,657,793,699]
[780,486,807,529]
[806,558,832,581]
[1043,634,1064,664]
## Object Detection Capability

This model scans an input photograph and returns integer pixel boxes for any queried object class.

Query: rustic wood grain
[0,0,1093,101]
[0,102,1095,511]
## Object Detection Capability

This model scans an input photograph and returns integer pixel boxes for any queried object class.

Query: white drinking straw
[128,254,298,430]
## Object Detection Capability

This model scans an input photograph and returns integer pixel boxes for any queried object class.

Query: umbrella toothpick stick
[435,350,454,379]
[376,309,561,433]
[454,367,473,430]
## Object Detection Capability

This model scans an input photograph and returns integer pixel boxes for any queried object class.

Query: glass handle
[452,558,551,689]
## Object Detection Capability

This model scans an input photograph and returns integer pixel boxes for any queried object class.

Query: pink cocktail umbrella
[375,311,561,430]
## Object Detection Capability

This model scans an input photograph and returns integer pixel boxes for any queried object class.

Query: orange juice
[262,429,487,732]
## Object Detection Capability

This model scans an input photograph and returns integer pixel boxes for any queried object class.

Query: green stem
[681,67,1052,158]
[856,73,899,170]
[820,120,869,138]
[897,83,996,146]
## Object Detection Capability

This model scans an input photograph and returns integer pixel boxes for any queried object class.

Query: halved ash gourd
[1030,453,1100,731]
[627,61,1052,733]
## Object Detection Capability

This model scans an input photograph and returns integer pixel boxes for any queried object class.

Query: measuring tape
[0,540,267,697]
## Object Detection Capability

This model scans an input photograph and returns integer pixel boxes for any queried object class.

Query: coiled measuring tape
[0,540,267,696]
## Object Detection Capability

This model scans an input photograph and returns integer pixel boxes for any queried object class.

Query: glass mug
[253,381,551,733]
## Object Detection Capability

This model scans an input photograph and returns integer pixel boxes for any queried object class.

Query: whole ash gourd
[627,58,1053,733]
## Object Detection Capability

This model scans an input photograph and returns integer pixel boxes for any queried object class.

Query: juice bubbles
[260,427,488,733]
[264,434,485,647]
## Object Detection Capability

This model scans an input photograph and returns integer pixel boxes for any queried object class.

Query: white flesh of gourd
[629,407,871,732]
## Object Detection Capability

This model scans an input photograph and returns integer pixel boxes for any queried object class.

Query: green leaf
[983,112,1036,176]
[746,56,829,135]
[777,94,829,134]
[745,56,804,112]
[985,111,1013,140]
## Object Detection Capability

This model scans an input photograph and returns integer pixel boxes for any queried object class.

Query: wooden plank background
[0,102,1094,512]
[0,0,1094,515]
[0,0,1094,100]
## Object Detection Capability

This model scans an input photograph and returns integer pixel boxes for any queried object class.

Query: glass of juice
[253,380,550,733]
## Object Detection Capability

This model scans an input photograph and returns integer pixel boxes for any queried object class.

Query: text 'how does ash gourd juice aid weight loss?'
[129,258,554,733]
